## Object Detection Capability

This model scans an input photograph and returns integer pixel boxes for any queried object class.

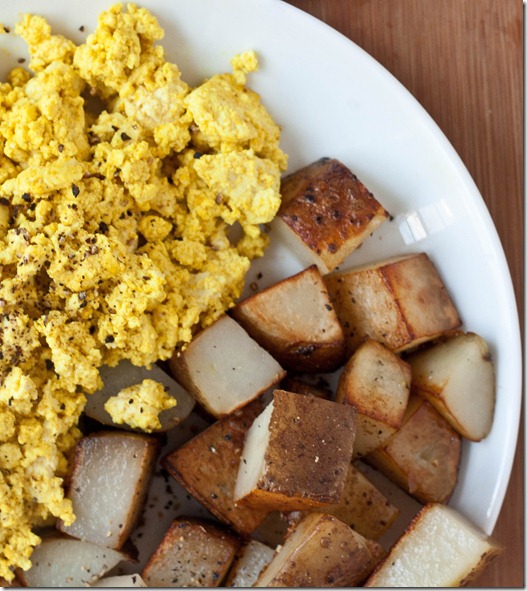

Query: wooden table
[284,0,524,587]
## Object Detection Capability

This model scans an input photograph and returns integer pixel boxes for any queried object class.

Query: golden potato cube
[324,252,462,355]
[141,518,240,587]
[287,463,400,541]
[161,400,270,535]
[365,395,462,504]
[273,157,389,273]
[336,339,411,457]
[234,389,356,511]
[364,503,503,587]
[254,513,385,587]
[231,265,346,373]
[408,332,496,441]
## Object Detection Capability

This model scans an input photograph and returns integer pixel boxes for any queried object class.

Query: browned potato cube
[364,503,503,587]
[273,158,389,273]
[324,253,462,355]
[254,513,385,587]
[365,395,462,504]
[407,332,496,441]
[231,265,346,373]
[287,463,400,541]
[58,431,160,549]
[141,518,241,587]
[336,339,411,457]
[234,389,356,511]
[161,400,270,535]
[170,314,286,418]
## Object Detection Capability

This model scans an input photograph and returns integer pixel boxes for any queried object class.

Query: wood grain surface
[283,0,524,587]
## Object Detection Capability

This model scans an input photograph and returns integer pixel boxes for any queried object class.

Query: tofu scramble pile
[0,3,287,581]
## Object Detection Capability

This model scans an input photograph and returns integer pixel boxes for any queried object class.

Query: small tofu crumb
[104,379,176,432]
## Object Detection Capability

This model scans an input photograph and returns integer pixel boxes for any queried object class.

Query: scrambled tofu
[0,2,287,580]
[104,378,176,433]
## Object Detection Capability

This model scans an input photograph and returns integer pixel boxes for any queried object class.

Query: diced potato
[231,265,346,373]
[407,332,496,441]
[58,431,160,549]
[280,375,333,400]
[161,400,270,535]
[234,389,356,511]
[336,339,411,457]
[273,158,389,273]
[254,513,385,587]
[17,533,129,587]
[84,360,195,432]
[324,253,462,355]
[92,574,146,587]
[141,518,240,587]
[170,314,286,418]
[365,395,462,504]
[287,463,400,541]
[354,460,424,550]
[364,503,504,587]
[224,540,276,587]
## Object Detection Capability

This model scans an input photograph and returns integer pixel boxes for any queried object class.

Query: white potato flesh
[18,536,128,588]
[364,503,503,587]
[84,360,195,432]
[91,573,146,587]
[234,401,274,502]
[58,432,159,549]
[170,315,285,417]
[226,540,276,587]
[408,332,496,441]
[231,265,345,373]
[92,574,147,587]
[272,216,331,273]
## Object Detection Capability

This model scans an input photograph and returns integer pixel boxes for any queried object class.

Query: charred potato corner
[0,3,503,589]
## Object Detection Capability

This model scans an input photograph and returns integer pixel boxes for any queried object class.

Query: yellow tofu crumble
[104,378,177,432]
[0,2,287,580]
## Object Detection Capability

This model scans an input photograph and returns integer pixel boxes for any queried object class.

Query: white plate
[0,0,520,553]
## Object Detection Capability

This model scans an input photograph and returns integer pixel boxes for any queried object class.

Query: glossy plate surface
[0,0,520,550]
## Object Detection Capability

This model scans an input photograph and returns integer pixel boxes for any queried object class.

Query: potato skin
[255,513,384,587]
[252,390,356,510]
[278,158,389,272]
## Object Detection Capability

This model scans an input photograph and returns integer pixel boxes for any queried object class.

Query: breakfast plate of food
[0,0,521,586]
